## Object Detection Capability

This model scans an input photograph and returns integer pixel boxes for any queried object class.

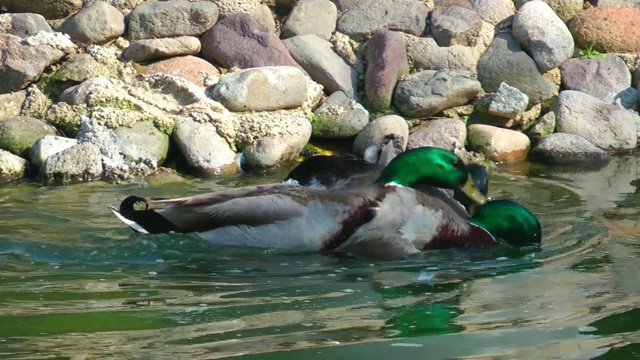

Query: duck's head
[375,146,488,205]
[470,199,542,248]
[453,163,490,212]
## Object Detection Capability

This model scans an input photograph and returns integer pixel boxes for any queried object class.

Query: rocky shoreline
[1,0,639,185]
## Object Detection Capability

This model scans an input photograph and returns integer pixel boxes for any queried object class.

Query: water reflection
[0,157,638,359]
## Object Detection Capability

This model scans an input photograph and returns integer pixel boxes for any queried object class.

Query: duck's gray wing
[113,184,310,234]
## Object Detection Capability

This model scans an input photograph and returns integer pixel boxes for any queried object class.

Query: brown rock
[0,34,65,94]
[201,13,302,70]
[144,56,220,88]
[467,124,530,162]
[365,30,410,112]
[569,7,640,53]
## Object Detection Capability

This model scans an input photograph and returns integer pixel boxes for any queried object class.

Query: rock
[58,76,116,105]
[467,124,531,162]
[527,111,556,141]
[552,90,638,153]
[407,118,467,152]
[353,115,409,157]
[312,91,369,138]
[512,1,574,72]
[393,69,483,118]
[336,0,429,40]
[60,1,125,46]
[283,34,356,98]
[0,0,83,20]
[29,135,78,171]
[364,30,409,111]
[568,7,640,53]
[281,0,337,40]
[486,82,529,119]
[0,13,53,38]
[529,133,611,165]
[42,142,103,185]
[209,0,260,18]
[121,36,201,63]
[0,91,27,122]
[251,4,276,33]
[596,0,640,7]
[0,34,65,94]
[48,49,134,91]
[0,149,27,178]
[76,118,163,181]
[477,33,554,104]
[430,6,484,47]
[172,117,236,173]
[331,0,363,11]
[403,31,491,75]
[127,0,219,40]
[144,55,220,88]
[469,0,514,25]
[0,116,57,156]
[113,121,169,166]
[241,115,312,168]
[514,0,582,23]
[211,66,308,112]
[201,13,301,70]
[560,55,638,110]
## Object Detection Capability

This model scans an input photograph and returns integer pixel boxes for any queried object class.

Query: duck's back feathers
[284,156,382,189]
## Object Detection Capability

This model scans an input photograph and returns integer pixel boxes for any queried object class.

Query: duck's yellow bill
[461,174,488,205]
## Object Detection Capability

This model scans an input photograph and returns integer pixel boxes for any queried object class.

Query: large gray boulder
[60,1,125,46]
[172,117,237,173]
[552,90,638,153]
[281,0,337,40]
[283,35,356,98]
[477,33,554,104]
[529,133,611,165]
[42,142,104,185]
[127,0,219,40]
[0,34,65,94]
[512,1,574,71]
[336,0,429,40]
[312,91,369,138]
[394,69,483,118]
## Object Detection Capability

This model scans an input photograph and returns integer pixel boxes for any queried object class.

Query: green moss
[153,117,175,136]
[92,99,142,112]
[35,71,70,100]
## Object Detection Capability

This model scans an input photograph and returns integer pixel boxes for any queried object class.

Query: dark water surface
[0,157,638,359]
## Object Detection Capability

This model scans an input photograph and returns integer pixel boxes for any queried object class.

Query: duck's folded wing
[155,194,307,233]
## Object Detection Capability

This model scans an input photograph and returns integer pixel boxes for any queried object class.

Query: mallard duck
[109,147,541,259]
[284,150,490,214]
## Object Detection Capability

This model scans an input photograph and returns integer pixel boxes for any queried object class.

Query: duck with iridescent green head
[109,147,541,259]
[284,146,491,214]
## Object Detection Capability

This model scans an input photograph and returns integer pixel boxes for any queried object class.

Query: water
[0,157,638,359]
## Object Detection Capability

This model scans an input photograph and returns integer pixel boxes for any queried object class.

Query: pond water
[0,156,638,359]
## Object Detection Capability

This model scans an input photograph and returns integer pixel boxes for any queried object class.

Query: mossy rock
[114,121,170,166]
[0,116,57,157]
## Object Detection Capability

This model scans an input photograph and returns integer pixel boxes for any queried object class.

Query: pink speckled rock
[568,7,640,53]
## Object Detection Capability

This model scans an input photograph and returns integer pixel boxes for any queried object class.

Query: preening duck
[284,148,490,214]
[109,147,541,259]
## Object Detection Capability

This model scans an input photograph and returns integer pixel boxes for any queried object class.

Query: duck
[284,146,490,214]
[109,147,541,260]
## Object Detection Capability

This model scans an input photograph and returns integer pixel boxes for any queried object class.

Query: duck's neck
[424,222,496,250]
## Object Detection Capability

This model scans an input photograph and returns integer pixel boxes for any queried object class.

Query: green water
[0,157,638,359]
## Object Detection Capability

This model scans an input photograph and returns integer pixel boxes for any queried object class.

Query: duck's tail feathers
[109,195,181,234]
